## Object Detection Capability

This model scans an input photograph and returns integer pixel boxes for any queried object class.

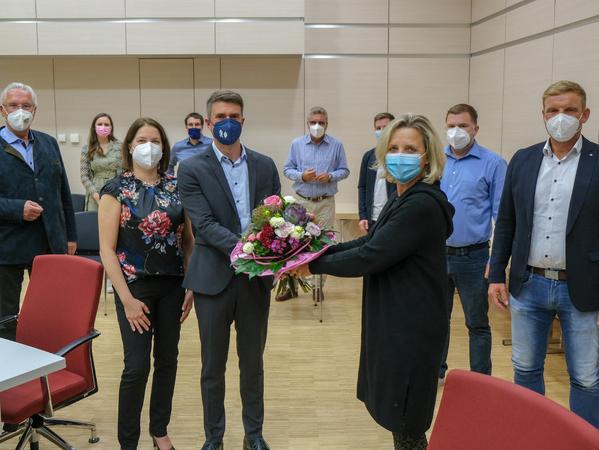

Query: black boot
[392,432,428,450]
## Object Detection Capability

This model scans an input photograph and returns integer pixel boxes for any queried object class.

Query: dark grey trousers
[0,265,28,341]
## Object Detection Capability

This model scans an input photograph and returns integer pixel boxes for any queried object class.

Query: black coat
[358,148,395,222]
[310,182,454,435]
[489,137,599,312]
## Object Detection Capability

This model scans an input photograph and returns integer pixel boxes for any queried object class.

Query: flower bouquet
[230,195,336,295]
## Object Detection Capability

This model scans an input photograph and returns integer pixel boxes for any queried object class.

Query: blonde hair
[375,113,445,185]
[543,80,586,109]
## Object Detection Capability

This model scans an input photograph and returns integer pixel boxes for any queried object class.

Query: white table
[0,338,65,423]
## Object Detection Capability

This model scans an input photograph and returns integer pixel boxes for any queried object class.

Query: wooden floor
[1,276,570,450]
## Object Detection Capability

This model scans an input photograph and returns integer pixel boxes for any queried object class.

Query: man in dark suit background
[357,112,395,233]
[489,80,599,428]
[0,82,77,341]
[178,90,280,450]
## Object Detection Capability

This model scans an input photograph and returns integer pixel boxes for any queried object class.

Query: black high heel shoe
[151,435,175,450]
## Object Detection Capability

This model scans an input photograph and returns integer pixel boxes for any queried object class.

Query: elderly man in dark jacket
[0,82,77,341]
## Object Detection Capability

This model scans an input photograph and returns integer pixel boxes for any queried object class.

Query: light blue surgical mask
[385,153,423,184]
[374,129,383,140]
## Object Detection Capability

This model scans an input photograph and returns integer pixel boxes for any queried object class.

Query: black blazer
[358,148,395,221]
[177,145,281,295]
[489,137,599,312]
[0,128,76,265]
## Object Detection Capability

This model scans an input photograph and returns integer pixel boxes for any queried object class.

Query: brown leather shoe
[275,288,296,302]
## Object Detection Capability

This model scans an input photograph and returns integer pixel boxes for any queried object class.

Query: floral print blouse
[101,171,184,282]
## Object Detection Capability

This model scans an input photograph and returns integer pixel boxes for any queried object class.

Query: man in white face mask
[280,106,350,301]
[439,104,507,382]
[489,80,599,428]
[0,82,77,342]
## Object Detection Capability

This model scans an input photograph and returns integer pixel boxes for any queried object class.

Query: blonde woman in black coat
[296,114,454,450]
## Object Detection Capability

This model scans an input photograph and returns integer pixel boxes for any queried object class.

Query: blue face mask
[188,127,203,140]
[385,153,423,184]
[213,118,242,145]
[374,129,383,140]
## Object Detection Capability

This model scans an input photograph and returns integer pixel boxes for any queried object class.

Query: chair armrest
[55,329,101,357]
[0,315,18,326]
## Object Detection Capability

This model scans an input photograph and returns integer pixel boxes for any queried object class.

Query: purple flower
[283,203,309,226]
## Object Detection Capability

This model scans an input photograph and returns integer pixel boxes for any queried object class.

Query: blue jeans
[510,272,599,428]
[440,247,492,377]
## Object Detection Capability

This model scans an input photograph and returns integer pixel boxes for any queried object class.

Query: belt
[529,266,567,281]
[296,193,331,202]
[446,241,489,256]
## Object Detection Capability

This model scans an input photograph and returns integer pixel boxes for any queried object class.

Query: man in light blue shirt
[167,112,213,175]
[439,103,507,380]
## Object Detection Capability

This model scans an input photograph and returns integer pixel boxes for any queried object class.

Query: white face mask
[132,142,162,170]
[374,129,383,140]
[545,113,581,143]
[6,108,34,132]
[446,126,471,151]
[309,123,325,139]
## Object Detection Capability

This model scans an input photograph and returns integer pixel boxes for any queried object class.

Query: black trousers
[114,275,185,450]
[195,275,271,444]
[0,264,30,341]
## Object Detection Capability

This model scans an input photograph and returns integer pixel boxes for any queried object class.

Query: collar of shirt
[303,133,330,146]
[0,126,34,145]
[444,140,481,160]
[542,135,583,159]
[212,141,247,164]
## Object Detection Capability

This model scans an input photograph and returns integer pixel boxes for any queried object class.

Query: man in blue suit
[489,80,599,428]
[0,82,77,341]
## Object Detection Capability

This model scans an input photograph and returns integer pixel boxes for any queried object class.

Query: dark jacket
[0,128,76,265]
[489,137,599,312]
[177,145,281,295]
[358,148,395,222]
[310,182,454,435]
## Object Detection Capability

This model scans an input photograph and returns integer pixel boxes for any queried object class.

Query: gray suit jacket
[178,145,281,295]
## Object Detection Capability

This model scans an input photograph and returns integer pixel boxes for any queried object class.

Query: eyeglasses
[2,103,35,112]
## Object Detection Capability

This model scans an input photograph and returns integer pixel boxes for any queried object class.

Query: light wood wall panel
[125,0,214,18]
[555,0,599,27]
[471,15,506,53]
[305,0,389,24]
[36,0,125,18]
[389,27,471,54]
[53,57,141,193]
[501,37,553,158]
[37,22,126,55]
[127,22,214,55]
[469,50,505,155]
[216,0,304,17]
[472,0,506,23]
[390,0,471,24]
[506,0,554,42]
[0,0,36,18]
[0,23,37,55]
[216,22,304,54]
[192,57,221,138]
[305,57,388,210]
[305,27,388,54]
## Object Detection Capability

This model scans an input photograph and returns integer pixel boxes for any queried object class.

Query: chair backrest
[71,193,86,213]
[428,369,599,450]
[75,211,100,255]
[17,255,103,392]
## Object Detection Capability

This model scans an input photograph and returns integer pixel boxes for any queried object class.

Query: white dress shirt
[371,167,388,222]
[528,136,582,269]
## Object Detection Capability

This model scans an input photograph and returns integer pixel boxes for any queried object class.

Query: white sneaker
[106,280,114,294]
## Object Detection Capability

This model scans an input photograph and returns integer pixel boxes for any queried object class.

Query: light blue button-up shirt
[440,141,507,247]
[167,134,213,175]
[0,126,35,170]
[212,142,251,233]
[283,134,350,198]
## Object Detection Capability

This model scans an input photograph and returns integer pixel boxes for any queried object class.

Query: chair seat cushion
[0,369,87,424]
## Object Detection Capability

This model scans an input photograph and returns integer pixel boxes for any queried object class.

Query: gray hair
[307,106,328,121]
[1,82,38,106]
[206,90,244,118]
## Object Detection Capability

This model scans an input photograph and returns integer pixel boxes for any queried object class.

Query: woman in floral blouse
[80,112,122,211]
[98,117,194,450]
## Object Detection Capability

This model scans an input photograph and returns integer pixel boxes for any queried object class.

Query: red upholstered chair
[428,369,599,450]
[0,255,103,450]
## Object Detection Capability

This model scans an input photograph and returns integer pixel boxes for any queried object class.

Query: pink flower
[263,195,283,208]
[138,210,171,238]
[120,205,131,227]
[247,233,257,242]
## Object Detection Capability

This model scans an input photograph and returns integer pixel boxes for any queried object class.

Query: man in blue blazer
[0,82,77,341]
[357,112,395,233]
[489,80,599,428]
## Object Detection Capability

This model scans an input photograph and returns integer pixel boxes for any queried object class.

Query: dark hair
[184,112,204,126]
[86,112,116,161]
[206,90,244,118]
[121,117,171,175]
[446,104,479,124]
[373,112,395,125]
